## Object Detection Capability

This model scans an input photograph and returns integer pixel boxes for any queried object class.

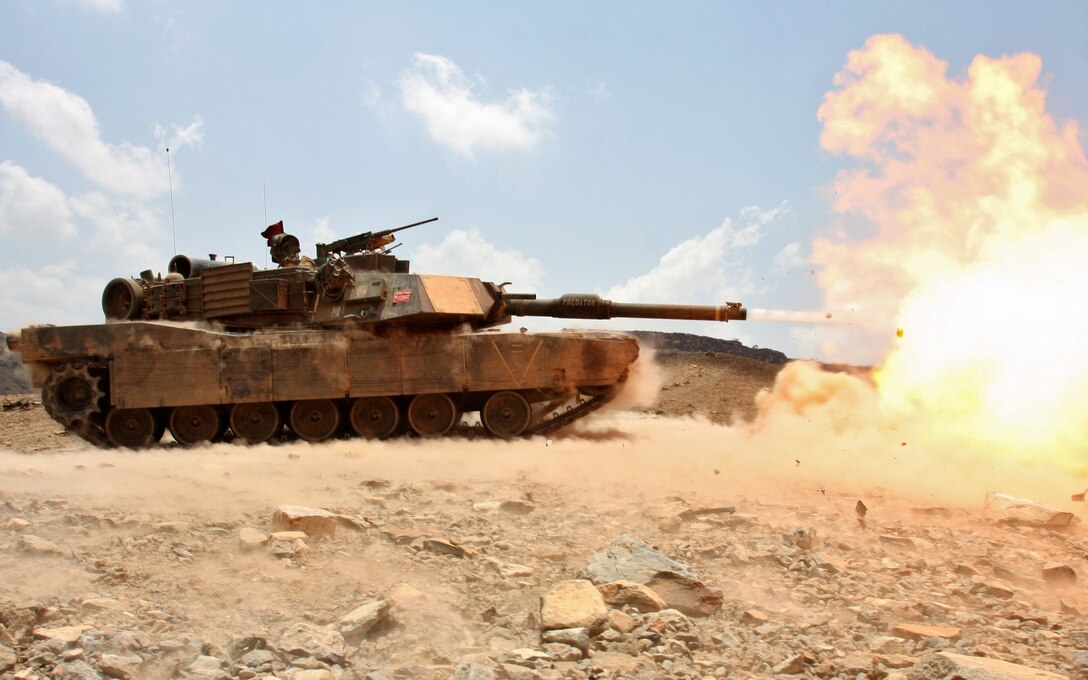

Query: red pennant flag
[261,221,285,244]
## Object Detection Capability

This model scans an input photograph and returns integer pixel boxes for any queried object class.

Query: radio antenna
[263,181,268,268]
[166,147,177,256]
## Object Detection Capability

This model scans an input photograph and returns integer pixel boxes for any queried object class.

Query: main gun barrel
[503,294,746,322]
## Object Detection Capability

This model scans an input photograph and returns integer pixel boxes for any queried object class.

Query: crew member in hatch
[261,221,314,269]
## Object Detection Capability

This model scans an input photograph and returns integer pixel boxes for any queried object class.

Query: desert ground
[0,349,1085,680]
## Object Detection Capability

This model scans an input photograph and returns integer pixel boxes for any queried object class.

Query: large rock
[540,580,608,632]
[272,505,338,538]
[276,623,346,665]
[583,534,695,584]
[907,652,1066,679]
[983,493,1076,528]
[645,572,723,617]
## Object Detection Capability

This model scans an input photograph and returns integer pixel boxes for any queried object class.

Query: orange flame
[814,34,1088,473]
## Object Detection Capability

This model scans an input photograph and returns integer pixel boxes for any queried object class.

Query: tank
[7,218,746,447]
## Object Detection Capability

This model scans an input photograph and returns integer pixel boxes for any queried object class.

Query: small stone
[338,598,391,643]
[879,534,916,547]
[541,627,590,653]
[1041,563,1077,587]
[891,623,961,641]
[421,538,478,558]
[2,518,29,532]
[982,582,1016,599]
[239,528,267,550]
[773,653,811,675]
[452,663,497,680]
[32,625,90,643]
[0,645,15,672]
[187,655,223,674]
[607,609,638,633]
[238,649,275,668]
[740,609,769,624]
[269,531,308,557]
[18,534,66,556]
[272,505,338,538]
[541,579,608,632]
[499,500,535,515]
[276,623,346,665]
[293,671,336,680]
[907,651,1066,679]
[542,642,582,661]
[596,580,667,612]
[51,660,101,680]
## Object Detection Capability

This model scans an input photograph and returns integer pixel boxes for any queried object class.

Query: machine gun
[315,217,437,260]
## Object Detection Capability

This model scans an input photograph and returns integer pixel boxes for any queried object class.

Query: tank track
[51,385,621,449]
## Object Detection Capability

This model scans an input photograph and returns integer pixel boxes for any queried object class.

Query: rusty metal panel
[348,337,401,396]
[112,348,222,408]
[221,346,273,403]
[464,334,552,392]
[420,276,483,315]
[202,263,253,318]
[399,335,466,394]
[272,343,349,401]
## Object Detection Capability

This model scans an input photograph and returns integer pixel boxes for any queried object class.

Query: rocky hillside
[625,331,789,364]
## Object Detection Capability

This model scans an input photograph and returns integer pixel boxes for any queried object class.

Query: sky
[1,1,1086,362]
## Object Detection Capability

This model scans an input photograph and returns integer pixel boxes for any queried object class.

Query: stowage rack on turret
[8,218,746,448]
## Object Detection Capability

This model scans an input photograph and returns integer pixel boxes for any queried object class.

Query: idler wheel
[169,405,222,446]
[42,363,106,427]
[289,399,340,442]
[230,402,282,444]
[105,408,157,448]
[407,393,460,437]
[482,391,532,439]
[349,396,400,439]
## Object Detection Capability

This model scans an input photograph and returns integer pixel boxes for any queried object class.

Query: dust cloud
[1,360,1082,519]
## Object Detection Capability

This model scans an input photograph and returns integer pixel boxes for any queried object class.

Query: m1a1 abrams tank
[7,218,746,448]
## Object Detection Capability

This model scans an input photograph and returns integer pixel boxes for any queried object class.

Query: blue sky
[2,1,1086,361]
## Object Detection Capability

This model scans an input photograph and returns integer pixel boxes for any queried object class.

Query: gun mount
[10,219,747,448]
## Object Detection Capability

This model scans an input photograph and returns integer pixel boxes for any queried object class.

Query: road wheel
[482,391,532,438]
[105,408,157,448]
[169,405,222,446]
[289,399,340,442]
[230,402,282,443]
[407,394,460,437]
[349,396,400,439]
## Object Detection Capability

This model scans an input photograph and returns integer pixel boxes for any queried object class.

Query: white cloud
[773,242,804,273]
[0,60,188,198]
[0,161,77,240]
[68,191,167,263]
[399,53,554,159]
[154,116,204,152]
[411,227,543,290]
[0,261,107,331]
[66,0,122,14]
[605,202,790,303]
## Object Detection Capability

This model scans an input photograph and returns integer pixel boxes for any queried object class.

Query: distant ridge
[625,330,789,364]
[0,332,32,395]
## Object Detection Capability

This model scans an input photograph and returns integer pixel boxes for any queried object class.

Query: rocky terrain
[0,344,1086,680]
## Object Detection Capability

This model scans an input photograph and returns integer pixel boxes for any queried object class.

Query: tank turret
[10,219,747,448]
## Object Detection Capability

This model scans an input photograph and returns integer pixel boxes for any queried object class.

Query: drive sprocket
[42,362,109,428]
